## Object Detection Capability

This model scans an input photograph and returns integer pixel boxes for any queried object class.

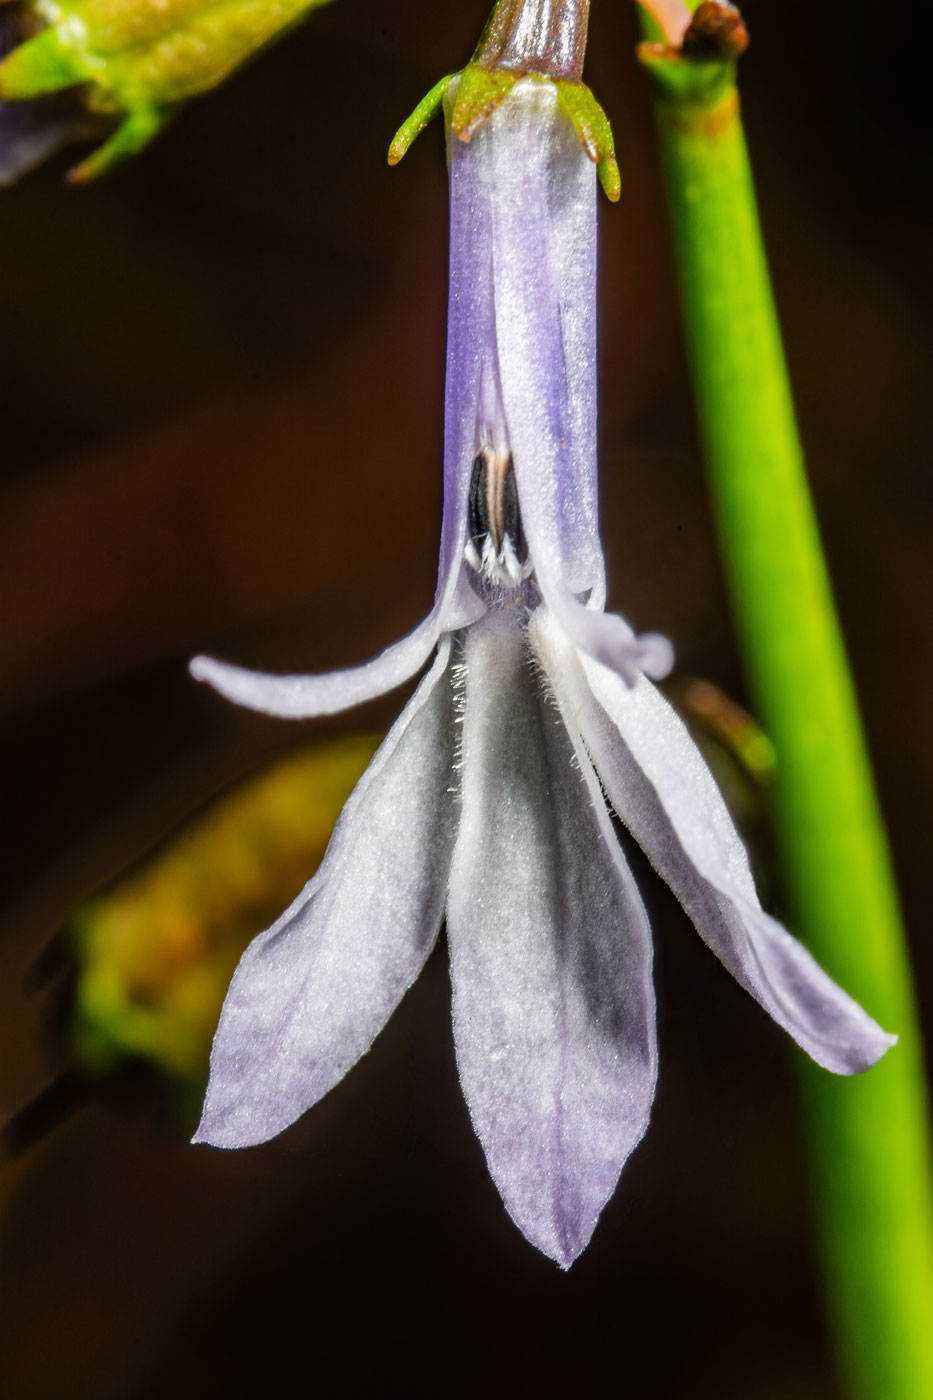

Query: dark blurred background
[0,1,930,1396]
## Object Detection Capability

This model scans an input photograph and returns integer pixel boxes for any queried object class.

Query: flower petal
[550,602,674,686]
[190,573,483,719]
[445,77,498,573]
[535,610,895,1074]
[460,80,669,682]
[194,638,458,1148]
[447,611,657,1267]
[479,81,603,603]
[191,129,501,723]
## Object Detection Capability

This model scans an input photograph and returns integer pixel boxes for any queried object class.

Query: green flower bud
[0,0,333,182]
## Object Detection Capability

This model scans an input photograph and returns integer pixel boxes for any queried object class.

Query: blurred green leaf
[0,0,335,180]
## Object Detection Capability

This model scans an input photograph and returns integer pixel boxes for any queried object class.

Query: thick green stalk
[639,23,933,1400]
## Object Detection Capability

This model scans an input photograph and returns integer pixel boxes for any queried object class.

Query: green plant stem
[640,39,933,1400]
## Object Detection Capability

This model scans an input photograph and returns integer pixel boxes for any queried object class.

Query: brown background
[0,1,930,1396]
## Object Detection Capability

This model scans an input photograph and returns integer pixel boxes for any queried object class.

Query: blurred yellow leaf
[68,733,378,1084]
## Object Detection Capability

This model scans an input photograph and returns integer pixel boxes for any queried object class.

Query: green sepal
[389,64,621,203]
[0,26,86,99]
[448,63,519,143]
[554,79,620,203]
[383,62,515,162]
[387,65,522,163]
[386,73,455,165]
[67,103,179,183]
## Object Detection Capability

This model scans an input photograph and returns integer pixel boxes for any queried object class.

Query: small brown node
[681,1,750,60]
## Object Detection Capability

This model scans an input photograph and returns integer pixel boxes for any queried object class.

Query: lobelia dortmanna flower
[190,1,894,1268]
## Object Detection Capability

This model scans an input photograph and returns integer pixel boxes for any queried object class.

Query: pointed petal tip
[190,1105,285,1150]
[510,1204,598,1272]
[190,1131,255,1149]
[501,1209,589,1271]
[190,1119,225,1149]
[190,1110,239,1149]
[565,644,898,1080]
[553,1234,587,1271]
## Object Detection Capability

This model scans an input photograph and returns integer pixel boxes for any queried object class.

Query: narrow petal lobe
[484,80,603,604]
[448,611,657,1267]
[194,640,458,1148]
[190,574,484,719]
[455,80,671,683]
[534,611,895,1074]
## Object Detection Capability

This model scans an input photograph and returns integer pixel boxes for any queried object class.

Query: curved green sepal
[67,103,178,183]
[555,78,620,203]
[0,26,86,99]
[390,63,621,205]
[387,73,455,165]
[387,64,521,160]
[448,63,519,143]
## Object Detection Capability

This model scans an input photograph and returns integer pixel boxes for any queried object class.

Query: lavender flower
[191,79,894,1268]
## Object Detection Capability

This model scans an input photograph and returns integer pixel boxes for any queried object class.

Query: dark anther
[467,448,528,569]
[468,451,490,548]
[499,453,527,565]
[681,1,749,61]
